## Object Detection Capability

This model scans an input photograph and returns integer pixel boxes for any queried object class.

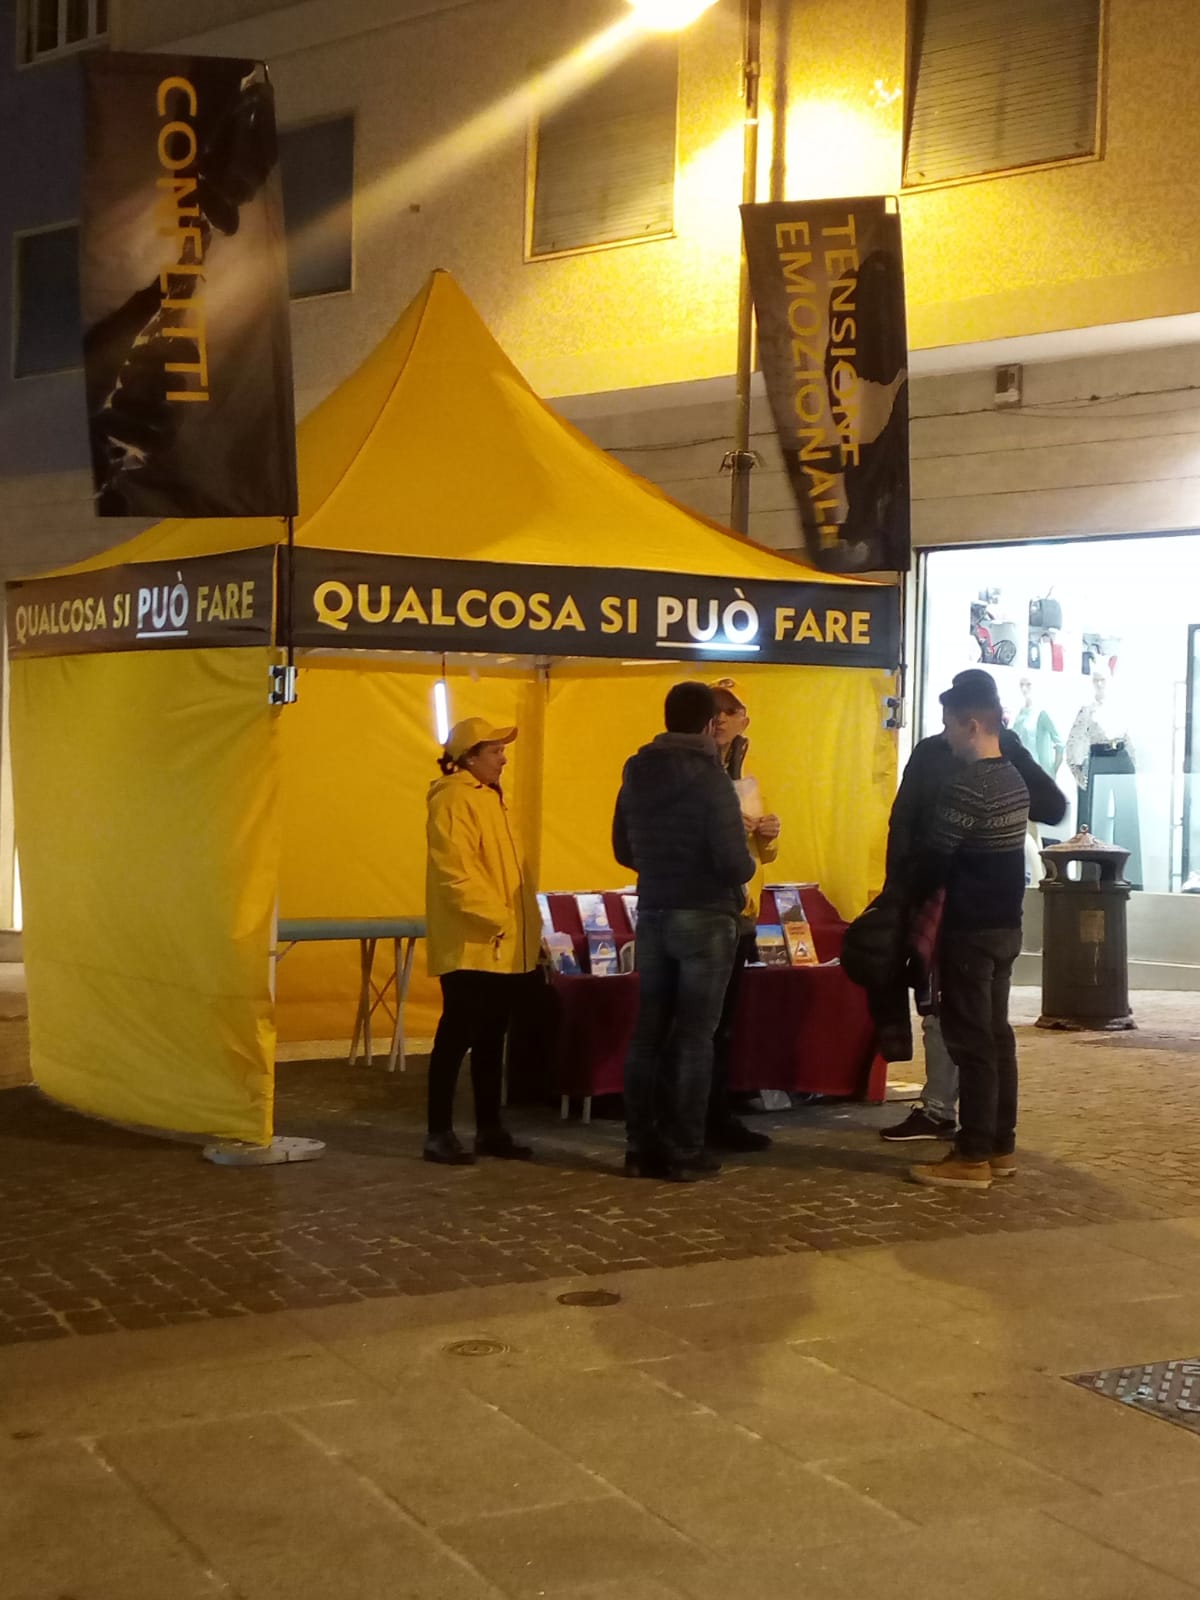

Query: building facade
[2,0,1198,969]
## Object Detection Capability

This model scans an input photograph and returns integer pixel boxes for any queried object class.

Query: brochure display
[510,886,885,1111]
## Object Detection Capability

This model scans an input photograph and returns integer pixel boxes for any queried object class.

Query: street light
[625,0,719,31]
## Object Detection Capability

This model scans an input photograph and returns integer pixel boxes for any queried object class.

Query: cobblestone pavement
[1,990,1198,1346]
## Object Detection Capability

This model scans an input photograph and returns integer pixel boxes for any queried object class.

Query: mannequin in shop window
[1013,678,1063,778]
[1065,664,1142,889]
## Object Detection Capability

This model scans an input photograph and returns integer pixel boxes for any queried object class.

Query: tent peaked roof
[61,270,861,585]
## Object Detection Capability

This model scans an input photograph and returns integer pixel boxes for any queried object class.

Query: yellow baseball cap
[710,678,747,712]
[445,718,517,761]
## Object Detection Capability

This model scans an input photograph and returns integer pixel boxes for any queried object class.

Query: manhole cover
[557,1289,622,1308]
[1067,1358,1200,1435]
[443,1338,509,1357]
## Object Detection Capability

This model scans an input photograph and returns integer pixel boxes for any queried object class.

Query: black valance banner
[6,548,277,659]
[81,53,298,518]
[291,550,899,669]
[741,197,910,575]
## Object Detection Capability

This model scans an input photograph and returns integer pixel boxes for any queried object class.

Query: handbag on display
[1029,596,1062,632]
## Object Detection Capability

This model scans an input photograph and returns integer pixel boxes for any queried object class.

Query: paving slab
[99,1414,499,1600]
[291,1381,611,1524]
[0,1438,221,1600]
[1045,1479,1200,1590]
[435,1497,698,1597]
[673,1508,1200,1600]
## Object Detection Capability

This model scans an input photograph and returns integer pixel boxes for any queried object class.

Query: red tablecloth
[508,889,885,1106]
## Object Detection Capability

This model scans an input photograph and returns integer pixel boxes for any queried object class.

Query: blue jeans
[921,1014,958,1124]
[624,908,739,1159]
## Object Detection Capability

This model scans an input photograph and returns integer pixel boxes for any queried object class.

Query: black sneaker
[474,1128,534,1161]
[880,1108,956,1143]
[423,1131,475,1165]
[708,1117,772,1153]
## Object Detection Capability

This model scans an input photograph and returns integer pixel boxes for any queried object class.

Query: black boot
[474,1127,534,1161]
[423,1130,475,1165]
[708,1116,771,1153]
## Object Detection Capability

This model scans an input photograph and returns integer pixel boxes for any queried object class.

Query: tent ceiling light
[433,680,451,746]
[626,0,719,32]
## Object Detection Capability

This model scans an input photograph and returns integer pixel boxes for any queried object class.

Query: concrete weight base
[202,1136,326,1166]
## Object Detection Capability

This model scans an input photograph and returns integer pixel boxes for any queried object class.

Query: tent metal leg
[349,936,378,1064]
[386,936,416,1073]
[582,1096,592,1124]
[560,1095,570,1120]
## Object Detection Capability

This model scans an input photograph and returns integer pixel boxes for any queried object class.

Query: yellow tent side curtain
[292,549,901,670]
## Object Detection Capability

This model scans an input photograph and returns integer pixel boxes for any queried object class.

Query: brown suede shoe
[989,1153,1017,1180]
[908,1150,993,1190]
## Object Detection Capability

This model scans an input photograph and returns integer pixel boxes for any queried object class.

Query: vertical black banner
[81,53,298,519]
[741,198,910,574]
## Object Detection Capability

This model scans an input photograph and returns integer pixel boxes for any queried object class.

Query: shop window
[1184,626,1200,892]
[279,117,355,300]
[529,38,678,258]
[21,0,107,63]
[919,534,1200,897]
[904,0,1102,186]
[13,224,82,379]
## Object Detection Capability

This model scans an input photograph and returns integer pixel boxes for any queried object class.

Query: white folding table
[275,917,426,1072]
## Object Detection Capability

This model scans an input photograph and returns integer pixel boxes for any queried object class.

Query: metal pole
[728,0,762,536]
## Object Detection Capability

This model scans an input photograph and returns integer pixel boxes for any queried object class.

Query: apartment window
[279,117,355,300]
[904,0,1102,187]
[22,0,107,63]
[14,224,81,378]
[529,38,678,258]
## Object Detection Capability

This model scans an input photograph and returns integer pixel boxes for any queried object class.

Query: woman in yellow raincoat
[424,717,540,1165]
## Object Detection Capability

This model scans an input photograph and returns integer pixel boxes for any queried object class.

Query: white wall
[910,343,1200,549]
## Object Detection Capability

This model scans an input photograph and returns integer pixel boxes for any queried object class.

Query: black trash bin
[1036,828,1135,1031]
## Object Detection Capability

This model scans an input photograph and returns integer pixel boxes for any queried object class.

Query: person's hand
[756,814,781,842]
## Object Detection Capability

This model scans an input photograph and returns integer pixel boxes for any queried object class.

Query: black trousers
[938,928,1022,1162]
[709,930,757,1127]
[427,970,528,1136]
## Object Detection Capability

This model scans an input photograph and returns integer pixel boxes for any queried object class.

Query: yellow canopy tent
[6,270,899,1147]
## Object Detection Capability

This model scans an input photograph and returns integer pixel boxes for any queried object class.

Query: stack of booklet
[537,892,579,974]
[575,893,619,976]
[756,884,821,967]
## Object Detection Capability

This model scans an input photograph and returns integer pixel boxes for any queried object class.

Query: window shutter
[532,40,678,257]
[279,117,355,300]
[15,226,82,378]
[905,0,1101,186]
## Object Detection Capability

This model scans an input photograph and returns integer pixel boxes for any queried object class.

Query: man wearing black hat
[880,670,1067,1146]
[904,673,1034,1189]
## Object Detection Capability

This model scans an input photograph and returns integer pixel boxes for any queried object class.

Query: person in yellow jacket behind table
[424,717,541,1166]
[708,679,781,1152]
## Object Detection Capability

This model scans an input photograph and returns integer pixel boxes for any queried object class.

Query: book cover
[755,925,788,967]
[621,893,639,931]
[544,931,579,975]
[782,917,819,967]
[587,933,619,976]
[574,892,610,932]
[536,892,555,939]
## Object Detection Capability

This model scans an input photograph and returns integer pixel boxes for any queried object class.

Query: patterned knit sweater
[920,757,1031,931]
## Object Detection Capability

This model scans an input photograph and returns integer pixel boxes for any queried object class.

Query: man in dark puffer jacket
[614,682,755,1182]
